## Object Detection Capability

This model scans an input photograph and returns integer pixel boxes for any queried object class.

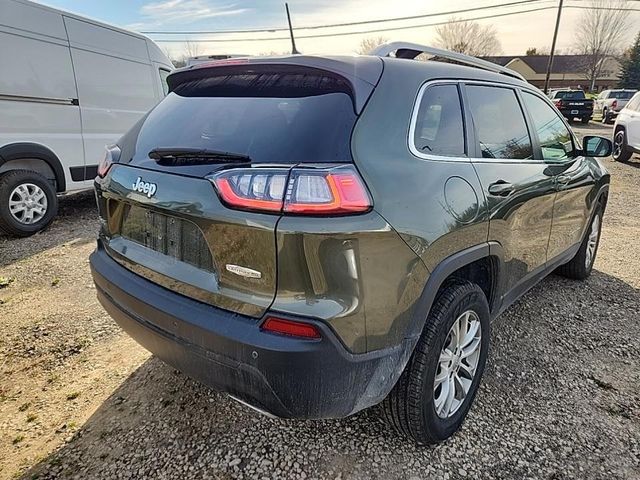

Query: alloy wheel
[434,310,482,419]
[612,131,625,159]
[585,213,600,269]
[8,183,48,225]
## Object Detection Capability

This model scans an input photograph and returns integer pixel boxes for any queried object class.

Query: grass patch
[66,391,80,401]
[0,277,14,289]
[26,413,37,423]
[18,402,30,412]
[51,278,60,287]
[12,434,25,445]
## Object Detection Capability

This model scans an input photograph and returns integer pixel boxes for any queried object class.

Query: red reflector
[262,317,321,339]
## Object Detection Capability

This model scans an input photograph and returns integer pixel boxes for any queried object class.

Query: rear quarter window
[412,84,465,157]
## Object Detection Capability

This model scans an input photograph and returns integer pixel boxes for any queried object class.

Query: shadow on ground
[20,270,640,480]
[0,191,98,267]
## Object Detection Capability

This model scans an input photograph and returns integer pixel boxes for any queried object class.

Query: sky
[34,0,640,59]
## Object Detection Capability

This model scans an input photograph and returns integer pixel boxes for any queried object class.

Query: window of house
[465,85,533,160]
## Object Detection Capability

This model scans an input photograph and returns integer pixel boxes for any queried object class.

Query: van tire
[382,281,490,445]
[0,170,58,237]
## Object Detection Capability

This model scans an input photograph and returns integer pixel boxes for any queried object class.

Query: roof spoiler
[371,42,526,82]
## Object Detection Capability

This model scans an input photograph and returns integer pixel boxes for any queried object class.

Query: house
[481,55,621,92]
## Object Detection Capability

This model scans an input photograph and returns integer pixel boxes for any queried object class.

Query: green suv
[90,43,612,444]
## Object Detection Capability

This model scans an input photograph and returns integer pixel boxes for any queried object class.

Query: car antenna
[285,3,300,55]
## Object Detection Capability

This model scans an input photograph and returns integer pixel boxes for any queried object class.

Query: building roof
[482,55,591,74]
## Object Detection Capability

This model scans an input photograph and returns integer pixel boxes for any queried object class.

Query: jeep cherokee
[90,43,612,444]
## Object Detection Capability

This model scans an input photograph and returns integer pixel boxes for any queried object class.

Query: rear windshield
[133,70,357,164]
[555,91,586,100]
[610,90,636,99]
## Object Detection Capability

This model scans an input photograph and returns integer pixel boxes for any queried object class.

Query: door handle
[488,181,515,196]
[556,174,571,185]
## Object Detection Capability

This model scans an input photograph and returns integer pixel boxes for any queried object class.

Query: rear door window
[522,92,575,162]
[134,69,357,164]
[465,85,533,160]
[412,84,465,157]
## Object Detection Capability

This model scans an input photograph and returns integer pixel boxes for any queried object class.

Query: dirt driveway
[1,125,639,479]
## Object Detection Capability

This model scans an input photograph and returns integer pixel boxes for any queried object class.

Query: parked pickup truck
[549,89,593,124]
[594,89,638,124]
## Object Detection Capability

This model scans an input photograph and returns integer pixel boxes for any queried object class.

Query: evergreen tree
[619,32,640,89]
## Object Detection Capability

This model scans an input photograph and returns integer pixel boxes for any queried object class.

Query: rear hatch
[96,58,382,318]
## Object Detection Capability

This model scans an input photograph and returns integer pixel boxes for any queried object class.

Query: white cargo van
[0,0,173,236]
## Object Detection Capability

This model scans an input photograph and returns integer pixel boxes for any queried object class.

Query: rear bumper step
[90,242,410,419]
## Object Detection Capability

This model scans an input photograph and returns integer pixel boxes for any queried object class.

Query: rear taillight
[209,165,371,215]
[97,145,121,178]
[554,100,563,108]
[612,100,618,109]
[262,316,321,339]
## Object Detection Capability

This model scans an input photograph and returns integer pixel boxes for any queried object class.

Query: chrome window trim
[409,79,548,165]
[408,79,468,163]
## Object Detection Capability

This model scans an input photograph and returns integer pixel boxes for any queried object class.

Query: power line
[141,0,549,35]
[150,3,640,44]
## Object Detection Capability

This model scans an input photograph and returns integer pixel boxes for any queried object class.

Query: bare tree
[183,40,202,59]
[356,36,388,55]
[434,17,502,56]
[573,0,630,91]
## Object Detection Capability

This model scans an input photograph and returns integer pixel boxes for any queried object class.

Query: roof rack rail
[371,42,526,82]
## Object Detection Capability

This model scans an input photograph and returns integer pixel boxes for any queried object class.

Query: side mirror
[583,135,612,157]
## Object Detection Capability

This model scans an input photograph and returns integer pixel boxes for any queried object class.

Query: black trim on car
[70,164,99,182]
[0,142,66,192]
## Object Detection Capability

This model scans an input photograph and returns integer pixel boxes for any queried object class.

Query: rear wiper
[148,148,251,163]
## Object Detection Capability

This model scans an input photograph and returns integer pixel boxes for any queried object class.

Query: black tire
[601,108,607,124]
[612,128,632,162]
[382,281,490,445]
[581,116,590,124]
[0,169,58,237]
[556,204,603,280]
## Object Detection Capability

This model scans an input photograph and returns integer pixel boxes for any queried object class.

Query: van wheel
[556,205,603,280]
[382,281,490,444]
[0,170,58,237]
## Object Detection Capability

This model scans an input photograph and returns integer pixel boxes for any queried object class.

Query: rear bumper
[559,108,592,118]
[90,243,410,419]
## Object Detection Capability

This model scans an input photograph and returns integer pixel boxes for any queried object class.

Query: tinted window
[627,94,640,111]
[611,90,636,100]
[134,71,356,164]
[555,91,586,100]
[413,84,465,157]
[466,85,533,160]
[522,92,574,162]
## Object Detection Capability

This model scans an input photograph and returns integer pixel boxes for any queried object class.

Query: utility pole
[285,3,300,55]
[544,0,563,94]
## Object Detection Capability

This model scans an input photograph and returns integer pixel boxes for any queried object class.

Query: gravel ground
[1,123,639,479]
